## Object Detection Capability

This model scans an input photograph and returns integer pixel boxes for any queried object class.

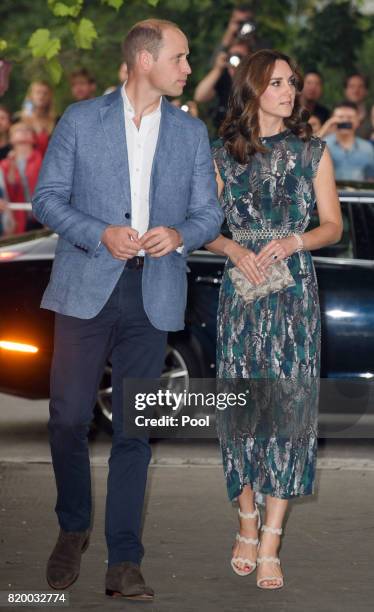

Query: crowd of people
[0,66,127,236]
[0,6,374,238]
[193,6,374,181]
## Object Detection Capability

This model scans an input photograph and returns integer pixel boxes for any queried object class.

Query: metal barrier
[3,193,374,210]
[6,203,33,210]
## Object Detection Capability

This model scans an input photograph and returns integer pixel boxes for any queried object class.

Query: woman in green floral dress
[206,49,342,589]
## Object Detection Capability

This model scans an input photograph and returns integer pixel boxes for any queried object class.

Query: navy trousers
[48,267,168,565]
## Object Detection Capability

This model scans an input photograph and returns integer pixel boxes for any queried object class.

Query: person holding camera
[194,6,269,131]
[219,5,257,50]
[318,101,374,181]
[194,38,252,130]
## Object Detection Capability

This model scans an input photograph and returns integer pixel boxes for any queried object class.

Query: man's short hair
[304,70,323,82]
[122,19,181,71]
[344,73,369,89]
[334,100,359,112]
[69,68,96,84]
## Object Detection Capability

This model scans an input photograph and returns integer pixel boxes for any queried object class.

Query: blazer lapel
[99,87,131,208]
[149,98,180,211]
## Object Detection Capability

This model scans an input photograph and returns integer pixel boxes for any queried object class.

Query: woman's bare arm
[256,147,343,270]
[205,161,266,284]
[302,147,343,249]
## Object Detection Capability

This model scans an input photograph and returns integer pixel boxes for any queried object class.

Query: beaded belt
[231,228,294,241]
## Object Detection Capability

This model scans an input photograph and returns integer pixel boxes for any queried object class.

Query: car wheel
[94,341,202,435]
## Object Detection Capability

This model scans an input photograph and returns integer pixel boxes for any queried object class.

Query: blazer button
[125,212,130,219]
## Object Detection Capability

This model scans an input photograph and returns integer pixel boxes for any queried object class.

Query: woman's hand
[226,241,267,285]
[255,236,298,271]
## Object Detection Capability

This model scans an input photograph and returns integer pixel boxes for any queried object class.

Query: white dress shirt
[122,84,161,256]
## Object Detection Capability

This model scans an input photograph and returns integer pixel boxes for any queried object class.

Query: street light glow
[0,340,39,354]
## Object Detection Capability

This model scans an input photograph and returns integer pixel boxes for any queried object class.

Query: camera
[337,122,353,129]
[228,54,244,68]
[237,20,256,36]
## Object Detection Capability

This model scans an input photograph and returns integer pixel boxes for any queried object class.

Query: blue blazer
[32,88,223,331]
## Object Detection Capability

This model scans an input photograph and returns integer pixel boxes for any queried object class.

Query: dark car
[1,187,373,436]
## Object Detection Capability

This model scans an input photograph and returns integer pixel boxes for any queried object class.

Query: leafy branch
[2,0,159,84]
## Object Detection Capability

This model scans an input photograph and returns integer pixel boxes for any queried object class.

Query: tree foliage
[0,0,372,115]
[292,1,374,107]
[294,1,364,70]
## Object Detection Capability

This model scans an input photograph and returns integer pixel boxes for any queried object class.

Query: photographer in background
[194,5,268,131]
[194,38,252,130]
[318,101,374,181]
[219,5,257,51]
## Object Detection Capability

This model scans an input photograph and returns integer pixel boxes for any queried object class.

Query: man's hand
[213,51,228,72]
[101,226,142,260]
[140,226,182,257]
[317,115,340,138]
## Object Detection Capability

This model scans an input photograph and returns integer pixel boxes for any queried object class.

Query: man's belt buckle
[127,256,144,269]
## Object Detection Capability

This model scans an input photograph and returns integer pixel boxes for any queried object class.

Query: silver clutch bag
[228,260,296,304]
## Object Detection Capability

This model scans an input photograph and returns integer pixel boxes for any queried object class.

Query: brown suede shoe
[46,529,90,589]
[105,561,154,601]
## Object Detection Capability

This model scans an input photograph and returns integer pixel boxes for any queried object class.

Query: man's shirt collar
[121,82,162,119]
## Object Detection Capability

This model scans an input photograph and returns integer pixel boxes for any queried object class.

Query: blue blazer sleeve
[32,105,108,257]
[172,123,224,253]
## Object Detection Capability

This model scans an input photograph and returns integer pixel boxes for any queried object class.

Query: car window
[350,202,374,261]
[307,201,354,259]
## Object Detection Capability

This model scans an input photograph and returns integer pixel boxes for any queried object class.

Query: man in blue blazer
[32,19,223,601]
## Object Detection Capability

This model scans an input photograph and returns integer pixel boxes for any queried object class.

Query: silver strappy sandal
[231,504,261,577]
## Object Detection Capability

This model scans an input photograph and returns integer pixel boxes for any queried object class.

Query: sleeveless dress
[212,129,326,501]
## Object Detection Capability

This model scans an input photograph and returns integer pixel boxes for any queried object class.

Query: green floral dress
[212,129,326,502]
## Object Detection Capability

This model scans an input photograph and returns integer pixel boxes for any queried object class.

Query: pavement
[1,395,374,611]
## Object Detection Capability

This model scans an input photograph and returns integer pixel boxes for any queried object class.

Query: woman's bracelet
[293,232,304,252]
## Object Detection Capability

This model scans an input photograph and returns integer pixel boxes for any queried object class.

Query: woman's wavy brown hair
[220,49,311,163]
